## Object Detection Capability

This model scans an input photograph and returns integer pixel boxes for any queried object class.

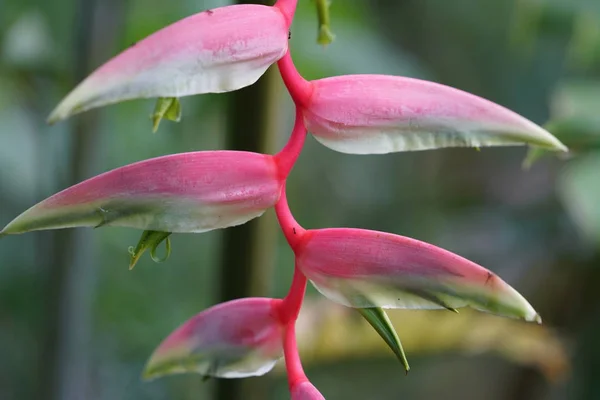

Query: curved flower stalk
[277,53,567,154]
[277,236,321,398]
[144,297,284,380]
[48,0,299,123]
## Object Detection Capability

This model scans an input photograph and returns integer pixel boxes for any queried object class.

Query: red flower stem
[274,181,309,389]
[274,181,305,250]
[274,0,299,30]
[275,107,307,178]
[281,264,307,323]
[277,50,313,107]
[283,320,308,390]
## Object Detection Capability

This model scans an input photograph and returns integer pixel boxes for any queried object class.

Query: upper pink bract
[303,75,567,153]
[48,4,290,122]
[96,5,286,76]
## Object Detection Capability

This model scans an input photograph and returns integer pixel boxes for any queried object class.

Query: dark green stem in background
[36,1,126,399]
[215,3,282,400]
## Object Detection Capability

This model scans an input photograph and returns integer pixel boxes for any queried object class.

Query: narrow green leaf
[558,154,600,243]
[151,97,182,133]
[522,147,548,170]
[356,307,410,374]
[315,0,335,45]
[128,230,172,270]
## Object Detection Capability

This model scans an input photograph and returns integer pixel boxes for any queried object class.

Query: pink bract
[302,75,567,154]
[293,227,540,322]
[48,4,291,122]
[144,297,284,380]
[1,151,283,234]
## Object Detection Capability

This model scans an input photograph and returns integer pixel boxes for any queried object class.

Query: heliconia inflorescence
[1,0,565,398]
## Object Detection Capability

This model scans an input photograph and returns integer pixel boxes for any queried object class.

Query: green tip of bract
[356,307,410,374]
[129,230,172,270]
[142,360,174,381]
[523,117,600,169]
[151,97,182,133]
[47,103,85,125]
[522,148,546,170]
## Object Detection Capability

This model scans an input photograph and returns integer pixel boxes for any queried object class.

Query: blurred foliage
[0,0,599,399]
[292,299,569,383]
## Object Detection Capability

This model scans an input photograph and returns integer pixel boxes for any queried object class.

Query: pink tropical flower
[277,56,567,154]
[1,151,282,235]
[2,107,307,236]
[275,185,541,323]
[143,297,284,380]
[48,0,299,123]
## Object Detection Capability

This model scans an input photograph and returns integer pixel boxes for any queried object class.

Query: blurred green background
[1,0,599,399]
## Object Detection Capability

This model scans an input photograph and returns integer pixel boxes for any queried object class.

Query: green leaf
[296,299,568,382]
[356,307,410,374]
[151,97,181,133]
[315,0,335,45]
[128,230,172,270]
[558,154,600,243]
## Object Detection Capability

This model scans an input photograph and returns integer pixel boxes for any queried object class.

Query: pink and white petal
[291,381,326,400]
[48,5,289,122]
[144,298,284,380]
[297,228,540,323]
[304,75,567,154]
[1,151,282,234]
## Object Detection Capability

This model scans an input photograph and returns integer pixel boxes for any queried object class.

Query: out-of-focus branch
[289,299,569,383]
[215,2,283,400]
[37,0,126,399]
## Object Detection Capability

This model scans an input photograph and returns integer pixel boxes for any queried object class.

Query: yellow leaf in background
[280,299,569,383]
